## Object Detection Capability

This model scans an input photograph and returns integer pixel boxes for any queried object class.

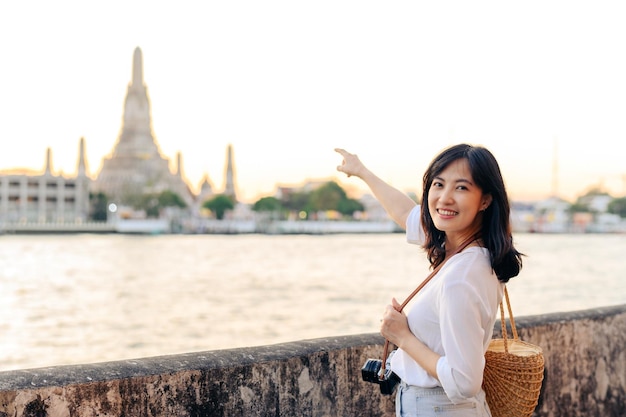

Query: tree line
[88,181,364,221]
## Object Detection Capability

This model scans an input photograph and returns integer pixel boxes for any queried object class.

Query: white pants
[395,382,492,417]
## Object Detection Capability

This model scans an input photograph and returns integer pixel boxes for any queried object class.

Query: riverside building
[0,139,90,225]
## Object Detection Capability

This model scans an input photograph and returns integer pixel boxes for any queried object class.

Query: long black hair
[420,144,523,282]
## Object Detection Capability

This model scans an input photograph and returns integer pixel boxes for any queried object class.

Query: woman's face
[427,158,492,240]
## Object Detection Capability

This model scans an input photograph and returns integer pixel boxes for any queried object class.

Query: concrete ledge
[1,334,384,389]
[1,305,625,416]
[0,334,396,417]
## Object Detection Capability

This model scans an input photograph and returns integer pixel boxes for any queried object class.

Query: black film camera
[361,350,400,395]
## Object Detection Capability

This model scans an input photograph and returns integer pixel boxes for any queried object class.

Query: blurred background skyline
[1,1,625,204]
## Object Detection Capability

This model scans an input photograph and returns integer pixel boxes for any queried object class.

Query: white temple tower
[223,144,237,202]
[92,47,193,206]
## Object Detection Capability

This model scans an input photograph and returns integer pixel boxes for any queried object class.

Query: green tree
[252,196,283,212]
[252,196,284,220]
[574,188,611,214]
[157,190,187,209]
[608,197,626,218]
[89,192,109,221]
[139,195,161,218]
[271,181,364,219]
[309,181,345,211]
[203,194,235,220]
[281,190,310,213]
[309,181,364,217]
[337,197,365,216]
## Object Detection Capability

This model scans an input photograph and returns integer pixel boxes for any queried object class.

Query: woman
[335,144,523,417]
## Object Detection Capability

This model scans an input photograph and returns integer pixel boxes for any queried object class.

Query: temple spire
[223,144,237,201]
[132,47,144,89]
[77,137,88,177]
[44,147,52,176]
[176,151,182,177]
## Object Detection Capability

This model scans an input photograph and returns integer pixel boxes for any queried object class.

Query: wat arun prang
[92,47,236,208]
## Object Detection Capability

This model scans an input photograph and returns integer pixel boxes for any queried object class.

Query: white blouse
[389,206,504,403]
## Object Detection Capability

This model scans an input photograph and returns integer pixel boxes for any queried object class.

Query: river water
[1,232,624,371]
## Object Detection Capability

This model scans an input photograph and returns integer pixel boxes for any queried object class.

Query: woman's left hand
[380,298,412,348]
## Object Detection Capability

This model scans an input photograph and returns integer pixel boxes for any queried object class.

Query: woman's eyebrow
[433,176,474,186]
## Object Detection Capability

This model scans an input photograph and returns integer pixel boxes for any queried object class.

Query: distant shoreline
[2,219,624,235]
[0,219,402,235]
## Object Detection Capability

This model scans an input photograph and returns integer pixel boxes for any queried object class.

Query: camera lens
[361,359,382,383]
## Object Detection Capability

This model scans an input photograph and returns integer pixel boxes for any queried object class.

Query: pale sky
[1,1,625,203]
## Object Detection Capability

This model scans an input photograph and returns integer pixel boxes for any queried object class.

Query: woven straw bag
[483,286,545,417]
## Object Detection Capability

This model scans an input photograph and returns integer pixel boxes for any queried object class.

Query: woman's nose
[439,186,454,203]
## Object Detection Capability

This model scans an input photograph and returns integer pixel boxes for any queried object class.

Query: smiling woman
[335,144,523,416]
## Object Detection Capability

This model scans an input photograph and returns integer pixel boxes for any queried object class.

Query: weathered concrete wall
[0,305,624,417]
[520,305,626,417]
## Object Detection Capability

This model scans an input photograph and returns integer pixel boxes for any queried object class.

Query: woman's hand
[380,298,413,348]
[381,298,442,379]
[335,148,367,179]
[334,147,416,229]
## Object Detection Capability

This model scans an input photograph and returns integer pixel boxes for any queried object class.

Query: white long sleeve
[390,206,504,403]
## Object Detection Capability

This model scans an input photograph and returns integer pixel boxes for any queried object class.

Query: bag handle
[379,235,477,380]
[499,286,518,352]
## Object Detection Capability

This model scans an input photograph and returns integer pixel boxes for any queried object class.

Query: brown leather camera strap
[379,234,478,379]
